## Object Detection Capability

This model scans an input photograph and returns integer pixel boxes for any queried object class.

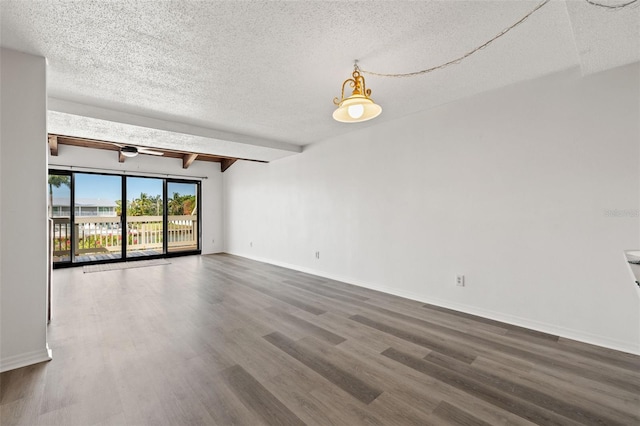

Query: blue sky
[52,173,196,201]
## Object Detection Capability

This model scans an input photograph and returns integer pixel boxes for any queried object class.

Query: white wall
[49,145,224,255]
[0,48,51,372]
[223,63,640,354]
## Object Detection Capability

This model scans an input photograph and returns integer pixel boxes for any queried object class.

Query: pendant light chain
[584,0,638,9]
[360,0,638,79]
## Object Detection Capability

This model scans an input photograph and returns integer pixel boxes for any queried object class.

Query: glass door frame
[166,178,202,256]
[48,169,73,266]
[124,175,166,259]
[72,171,124,263]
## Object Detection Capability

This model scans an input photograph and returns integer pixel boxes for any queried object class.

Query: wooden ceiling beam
[48,134,58,156]
[183,153,198,169]
[221,158,237,172]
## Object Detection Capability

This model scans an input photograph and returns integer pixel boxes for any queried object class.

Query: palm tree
[48,175,70,217]
[169,192,182,215]
[167,192,196,215]
[152,194,162,216]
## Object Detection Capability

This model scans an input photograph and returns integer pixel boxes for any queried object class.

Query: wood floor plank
[315,310,434,357]
[325,340,546,426]
[308,388,386,426]
[228,326,334,387]
[281,279,370,302]
[364,391,439,426]
[530,362,640,409]
[265,371,352,426]
[363,295,511,337]
[422,302,559,341]
[423,350,627,425]
[470,355,640,424]
[382,347,582,426]
[351,314,478,364]
[249,285,327,315]
[0,363,47,406]
[183,358,267,426]
[204,265,323,312]
[433,400,494,426]
[276,284,356,317]
[474,326,640,378]
[355,302,640,394]
[264,331,383,404]
[0,394,43,426]
[298,336,444,418]
[264,306,346,345]
[554,337,640,372]
[220,364,305,426]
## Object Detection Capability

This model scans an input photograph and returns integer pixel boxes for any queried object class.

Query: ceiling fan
[117,144,164,158]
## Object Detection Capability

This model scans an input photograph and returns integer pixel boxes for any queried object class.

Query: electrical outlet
[315,251,320,259]
[456,274,465,287]
[250,242,253,247]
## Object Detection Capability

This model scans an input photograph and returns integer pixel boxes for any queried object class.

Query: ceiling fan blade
[138,148,164,156]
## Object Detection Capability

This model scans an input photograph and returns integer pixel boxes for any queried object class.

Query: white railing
[51,217,72,259]
[126,215,163,250]
[168,215,199,251]
[51,215,198,258]
[75,216,122,253]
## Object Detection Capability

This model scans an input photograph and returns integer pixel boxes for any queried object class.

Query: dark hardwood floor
[1,254,638,425]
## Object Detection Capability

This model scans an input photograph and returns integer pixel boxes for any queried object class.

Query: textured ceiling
[1,0,638,161]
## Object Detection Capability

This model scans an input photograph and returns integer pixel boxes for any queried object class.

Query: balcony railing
[51,215,198,262]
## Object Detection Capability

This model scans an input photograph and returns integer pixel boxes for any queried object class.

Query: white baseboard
[226,252,640,356]
[0,345,52,373]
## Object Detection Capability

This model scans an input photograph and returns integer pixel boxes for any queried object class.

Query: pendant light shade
[332,95,382,123]
[333,65,382,123]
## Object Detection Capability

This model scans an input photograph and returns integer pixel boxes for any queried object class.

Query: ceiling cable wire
[360,0,550,78]
[360,0,637,79]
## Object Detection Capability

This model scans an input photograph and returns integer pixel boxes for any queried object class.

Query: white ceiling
[1,0,638,161]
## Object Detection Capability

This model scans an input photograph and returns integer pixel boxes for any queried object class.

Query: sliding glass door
[126,177,165,258]
[74,173,122,262]
[50,170,201,267]
[167,181,199,253]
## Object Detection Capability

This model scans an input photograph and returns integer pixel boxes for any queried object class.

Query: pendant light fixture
[332,62,382,123]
